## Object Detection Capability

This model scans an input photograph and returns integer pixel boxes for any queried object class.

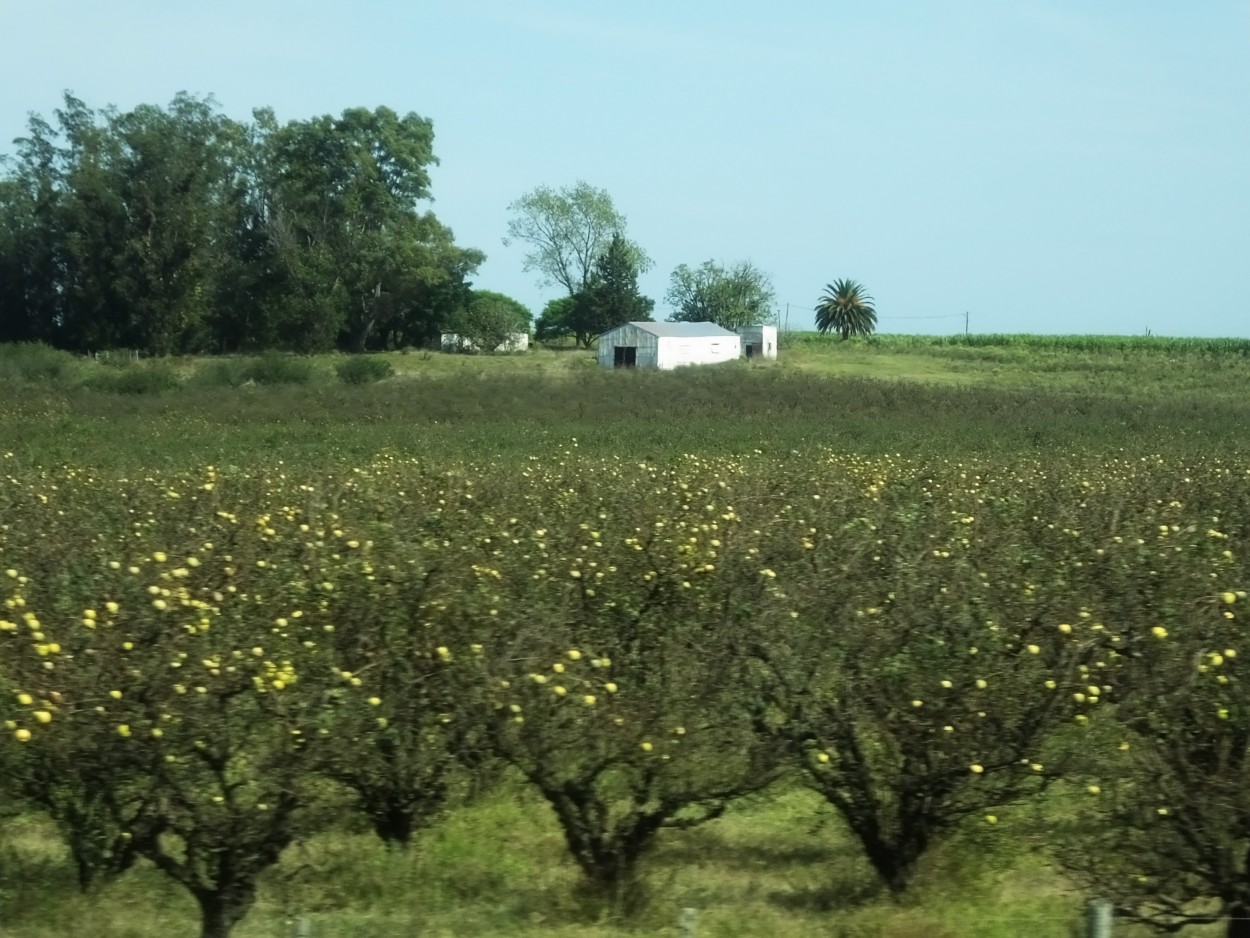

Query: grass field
[1,335,1246,937]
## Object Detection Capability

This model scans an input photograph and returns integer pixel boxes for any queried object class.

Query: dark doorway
[613,346,637,367]
[745,344,758,359]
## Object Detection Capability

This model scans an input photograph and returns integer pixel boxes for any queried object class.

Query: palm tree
[815,279,877,340]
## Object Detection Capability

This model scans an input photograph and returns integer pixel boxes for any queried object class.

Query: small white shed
[736,325,778,360]
[597,321,741,370]
[440,332,530,353]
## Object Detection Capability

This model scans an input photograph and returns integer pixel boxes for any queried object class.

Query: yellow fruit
[640,741,653,752]
[33,710,51,724]
[1221,592,1237,605]
[969,763,985,774]
[1151,626,1168,639]
[817,752,830,763]
[14,728,32,742]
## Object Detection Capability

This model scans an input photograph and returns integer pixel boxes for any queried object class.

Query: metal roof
[626,321,739,339]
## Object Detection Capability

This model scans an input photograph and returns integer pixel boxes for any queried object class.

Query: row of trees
[0,94,486,354]
[3,455,1249,936]
[0,93,879,357]
[506,181,880,345]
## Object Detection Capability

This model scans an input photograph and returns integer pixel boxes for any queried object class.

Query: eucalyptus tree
[260,106,483,352]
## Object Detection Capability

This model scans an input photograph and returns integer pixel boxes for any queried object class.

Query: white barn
[736,325,778,360]
[597,321,741,370]
[440,332,530,353]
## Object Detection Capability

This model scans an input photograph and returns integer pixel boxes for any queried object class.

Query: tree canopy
[814,279,877,340]
[0,94,483,355]
[574,233,654,345]
[445,290,531,353]
[504,181,650,297]
[665,260,775,331]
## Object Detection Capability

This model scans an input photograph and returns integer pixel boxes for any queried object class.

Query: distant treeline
[0,93,484,355]
[785,332,1250,355]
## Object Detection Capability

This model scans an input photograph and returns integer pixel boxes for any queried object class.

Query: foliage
[815,279,877,340]
[334,355,395,385]
[0,95,483,357]
[1054,579,1250,936]
[568,233,654,347]
[665,260,775,331]
[241,352,313,385]
[80,361,182,395]
[534,296,580,346]
[746,465,1119,893]
[445,290,531,353]
[505,181,650,296]
[0,342,77,385]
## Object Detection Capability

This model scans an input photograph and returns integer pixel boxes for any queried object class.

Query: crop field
[1,337,1249,937]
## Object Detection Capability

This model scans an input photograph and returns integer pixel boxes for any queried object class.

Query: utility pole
[965,310,969,335]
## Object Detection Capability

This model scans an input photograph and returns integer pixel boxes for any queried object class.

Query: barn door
[613,346,636,367]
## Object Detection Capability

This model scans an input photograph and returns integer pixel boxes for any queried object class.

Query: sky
[1,0,1246,336]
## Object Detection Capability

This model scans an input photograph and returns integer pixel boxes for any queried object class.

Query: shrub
[191,360,251,389]
[81,362,182,395]
[242,352,313,386]
[0,342,78,384]
[335,356,395,385]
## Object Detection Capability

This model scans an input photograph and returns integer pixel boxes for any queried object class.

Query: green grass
[4,780,1194,938]
[2,341,1248,473]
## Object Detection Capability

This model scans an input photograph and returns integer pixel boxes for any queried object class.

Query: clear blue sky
[2,1,1246,336]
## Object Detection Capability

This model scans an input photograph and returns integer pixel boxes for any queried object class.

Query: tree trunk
[194,882,256,938]
[369,801,415,852]
[1228,904,1250,938]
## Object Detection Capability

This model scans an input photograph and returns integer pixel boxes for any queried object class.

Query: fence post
[679,906,699,938]
[294,916,312,938]
[1085,899,1113,938]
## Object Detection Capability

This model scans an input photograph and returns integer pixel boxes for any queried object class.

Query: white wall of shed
[655,335,741,369]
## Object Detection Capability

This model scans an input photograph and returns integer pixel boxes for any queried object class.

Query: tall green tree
[0,96,484,355]
[505,181,650,296]
[261,106,484,352]
[570,233,654,346]
[4,93,246,354]
[666,260,775,331]
[815,278,877,340]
